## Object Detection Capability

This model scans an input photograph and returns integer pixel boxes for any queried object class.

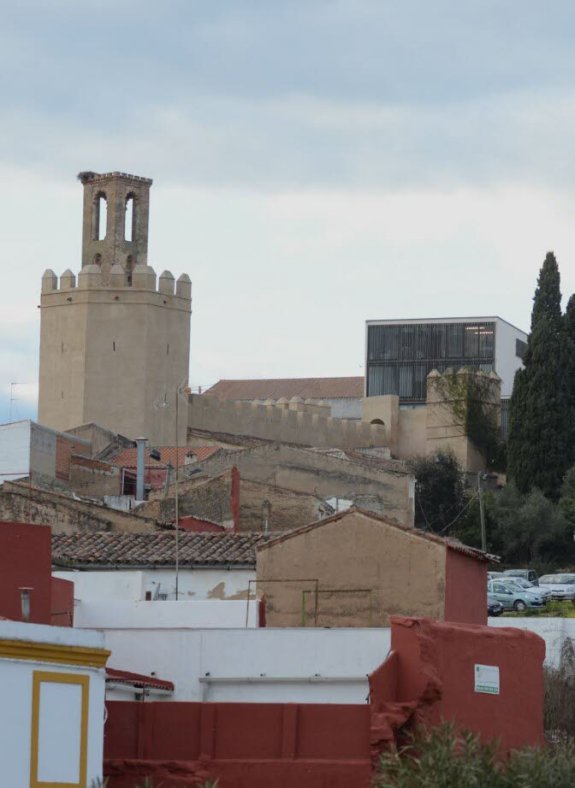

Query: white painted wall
[75,599,259,629]
[489,616,575,668]
[0,420,31,483]
[54,567,254,602]
[101,627,390,703]
[0,620,106,788]
[30,421,57,479]
[494,317,527,398]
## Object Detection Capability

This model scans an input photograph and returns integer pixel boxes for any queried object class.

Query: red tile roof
[203,377,364,401]
[106,667,174,693]
[52,531,264,568]
[107,446,218,468]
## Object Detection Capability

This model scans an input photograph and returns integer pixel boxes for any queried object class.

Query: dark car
[487,593,504,617]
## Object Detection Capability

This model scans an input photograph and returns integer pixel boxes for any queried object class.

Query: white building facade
[0,619,108,788]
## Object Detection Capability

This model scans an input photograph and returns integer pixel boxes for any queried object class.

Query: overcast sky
[3,1,575,421]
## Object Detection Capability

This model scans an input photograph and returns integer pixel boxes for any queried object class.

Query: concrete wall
[54,567,254,602]
[0,480,156,534]
[69,455,121,497]
[324,397,362,420]
[397,406,427,457]
[0,420,31,483]
[101,626,390,703]
[74,599,260,632]
[198,443,414,527]
[188,393,387,450]
[489,616,575,668]
[0,620,107,788]
[257,510,447,627]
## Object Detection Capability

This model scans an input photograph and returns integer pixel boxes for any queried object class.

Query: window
[92,192,107,240]
[125,194,135,241]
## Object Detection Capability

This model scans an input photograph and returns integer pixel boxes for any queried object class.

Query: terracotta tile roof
[52,531,263,568]
[256,507,499,564]
[106,667,174,693]
[107,446,218,468]
[203,377,364,401]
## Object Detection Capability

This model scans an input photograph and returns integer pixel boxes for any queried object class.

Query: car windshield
[506,578,531,588]
[539,575,575,585]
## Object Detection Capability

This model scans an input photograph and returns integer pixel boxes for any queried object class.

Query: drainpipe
[135,437,147,502]
[19,587,33,622]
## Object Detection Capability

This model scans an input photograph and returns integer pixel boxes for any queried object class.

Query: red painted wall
[51,577,74,626]
[0,521,52,624]
[178,516,224,533]
[105,617,546,785]
[383,616,545,754]
[444,548,487,625]
[105,701,371,788]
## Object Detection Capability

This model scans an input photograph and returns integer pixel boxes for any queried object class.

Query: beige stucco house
[256,508,490,628]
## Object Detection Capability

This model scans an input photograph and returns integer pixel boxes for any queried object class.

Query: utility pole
[477,472,486,553]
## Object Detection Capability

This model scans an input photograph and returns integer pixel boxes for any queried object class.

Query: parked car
[537,574,575,600]
[487,593,504,617]
[487,580,546,612]
[499,577,551,602]
[503,569,539,585]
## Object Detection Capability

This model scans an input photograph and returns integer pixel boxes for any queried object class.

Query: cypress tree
[507,252,572,501]
[564,293,575,469]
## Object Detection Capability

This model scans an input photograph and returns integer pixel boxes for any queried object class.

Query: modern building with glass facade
[365,317,527,404]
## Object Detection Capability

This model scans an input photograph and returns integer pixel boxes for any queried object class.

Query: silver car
[500,577,551,602]
[487,580,546,612]
[537,574,575,600]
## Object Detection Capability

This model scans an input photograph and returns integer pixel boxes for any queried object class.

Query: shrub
[374,723,575,787]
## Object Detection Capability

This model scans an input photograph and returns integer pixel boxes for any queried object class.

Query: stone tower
[38,171,192,444]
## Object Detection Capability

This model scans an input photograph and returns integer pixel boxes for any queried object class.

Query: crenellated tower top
[78,170,153,284]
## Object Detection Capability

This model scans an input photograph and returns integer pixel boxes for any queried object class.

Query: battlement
[188,393,388,451]
[41,267,192,302]
[77,171,153,185]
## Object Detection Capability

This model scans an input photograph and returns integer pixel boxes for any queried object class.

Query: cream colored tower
[38,171,192,444]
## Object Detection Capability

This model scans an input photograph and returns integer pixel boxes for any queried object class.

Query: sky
[2,1,575,422]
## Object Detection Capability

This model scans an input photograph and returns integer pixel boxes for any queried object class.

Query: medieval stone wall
[0,481,155,535]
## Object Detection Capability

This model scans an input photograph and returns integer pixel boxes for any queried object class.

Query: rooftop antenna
[9,382,25,423]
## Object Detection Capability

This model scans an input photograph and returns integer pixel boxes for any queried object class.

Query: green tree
[487,484,574,568]
[559,465,575,534]
[507,252,573,501]
[409,451,467,534]
[564,294,575,469]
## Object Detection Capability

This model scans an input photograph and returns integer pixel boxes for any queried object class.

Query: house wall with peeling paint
[54,567,254,603]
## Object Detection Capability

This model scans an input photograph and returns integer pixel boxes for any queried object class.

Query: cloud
[2,3,575,407]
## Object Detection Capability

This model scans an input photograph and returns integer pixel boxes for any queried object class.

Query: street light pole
[477,472,486,553]
[174,386,180,601]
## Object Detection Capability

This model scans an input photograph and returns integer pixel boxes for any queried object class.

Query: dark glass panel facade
[366,321,496,401]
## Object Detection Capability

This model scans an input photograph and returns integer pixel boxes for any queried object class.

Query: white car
[537,574,575,600]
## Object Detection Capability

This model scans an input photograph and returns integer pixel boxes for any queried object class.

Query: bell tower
[79,170,152,285]
[38,171,192,444]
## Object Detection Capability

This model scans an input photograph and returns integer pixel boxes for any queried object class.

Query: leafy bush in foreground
[374,723,575,787]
